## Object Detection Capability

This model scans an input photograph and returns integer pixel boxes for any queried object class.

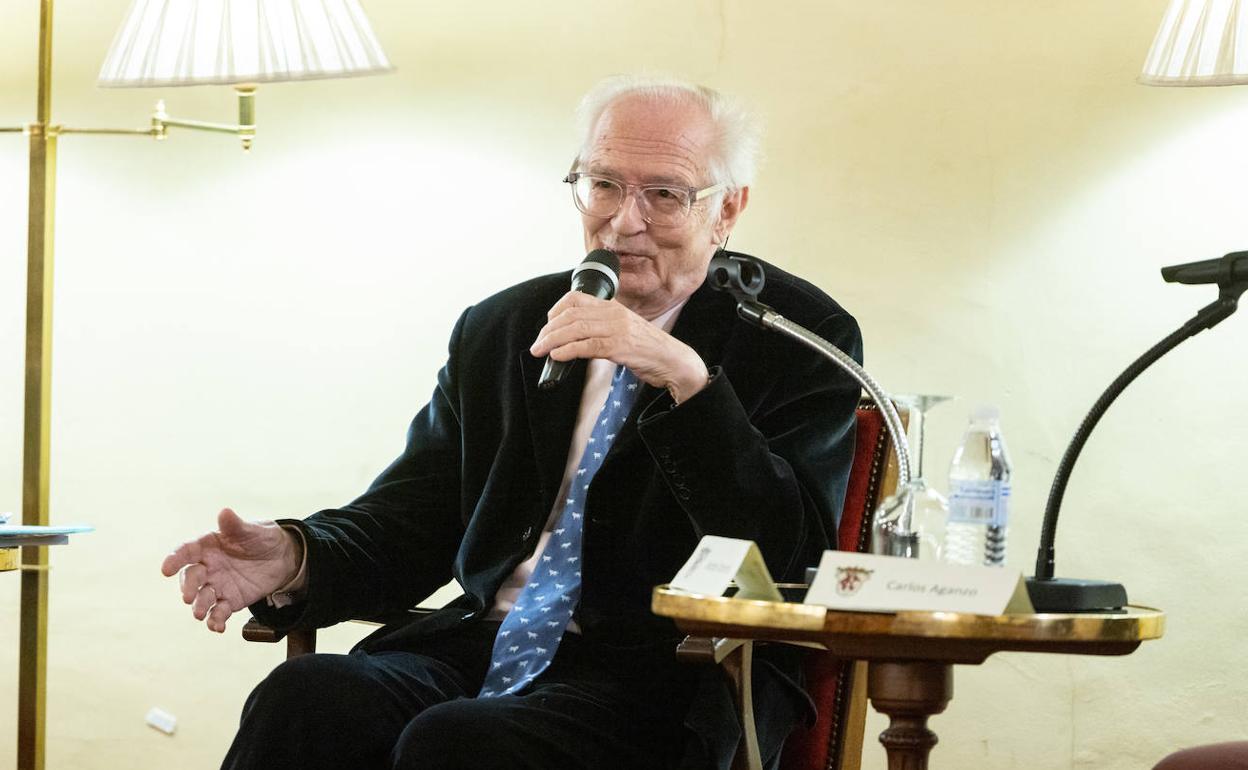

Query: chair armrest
[676,635,749,664]
[241,617,287,644]
[242,607,438,659]
[242,619,317,657]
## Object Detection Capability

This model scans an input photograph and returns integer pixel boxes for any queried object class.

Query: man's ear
[712,186,749,245]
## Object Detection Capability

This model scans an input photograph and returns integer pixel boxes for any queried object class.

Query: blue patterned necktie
[478,365,641,697]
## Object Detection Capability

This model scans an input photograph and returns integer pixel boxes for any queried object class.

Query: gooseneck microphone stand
[1027,252,1248,612]
[708,250,912,492]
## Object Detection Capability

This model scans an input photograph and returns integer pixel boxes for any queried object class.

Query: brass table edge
[652,585,1165,644]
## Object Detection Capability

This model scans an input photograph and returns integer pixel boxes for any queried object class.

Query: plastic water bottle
[944,406,1012,567]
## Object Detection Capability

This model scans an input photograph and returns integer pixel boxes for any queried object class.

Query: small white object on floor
[145,707,177,735]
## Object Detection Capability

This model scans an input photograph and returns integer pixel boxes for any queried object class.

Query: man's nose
[610,190,647,233]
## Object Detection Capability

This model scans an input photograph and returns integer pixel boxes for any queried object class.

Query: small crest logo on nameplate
[835,566,873,596]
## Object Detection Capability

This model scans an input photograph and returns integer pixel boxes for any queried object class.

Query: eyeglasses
[563,169,725,227]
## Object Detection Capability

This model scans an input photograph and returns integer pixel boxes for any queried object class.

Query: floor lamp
[1140,0,1248,88]
[3,2,391,768]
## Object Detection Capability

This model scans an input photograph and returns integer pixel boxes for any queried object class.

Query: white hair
[573,74,762,190]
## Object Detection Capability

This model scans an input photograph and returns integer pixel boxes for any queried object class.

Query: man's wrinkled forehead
[584,95,715,183]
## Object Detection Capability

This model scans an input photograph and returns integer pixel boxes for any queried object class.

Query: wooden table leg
[867,661,953,770]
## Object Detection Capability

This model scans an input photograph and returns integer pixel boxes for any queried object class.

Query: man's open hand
[161,508,303,633]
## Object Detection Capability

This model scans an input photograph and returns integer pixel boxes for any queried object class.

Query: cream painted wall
[1,1,1245,768]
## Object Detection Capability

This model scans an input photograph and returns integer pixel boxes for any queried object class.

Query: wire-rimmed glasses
[563,171,725,227]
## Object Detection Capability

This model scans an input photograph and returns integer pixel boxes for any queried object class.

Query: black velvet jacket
[252,259,862,768]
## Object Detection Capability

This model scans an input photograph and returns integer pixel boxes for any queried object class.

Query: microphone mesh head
[584,248,620,277]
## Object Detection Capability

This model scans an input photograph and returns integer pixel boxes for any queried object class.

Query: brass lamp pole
[3,2,392,767]
[7,9,258,768]
[15,5,58,767]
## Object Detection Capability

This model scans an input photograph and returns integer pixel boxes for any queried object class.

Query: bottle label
[948,480,1010,528]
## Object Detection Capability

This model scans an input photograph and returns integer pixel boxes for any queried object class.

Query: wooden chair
[784,400,899,770]
[674,400,901,770]
[242,399,902,770]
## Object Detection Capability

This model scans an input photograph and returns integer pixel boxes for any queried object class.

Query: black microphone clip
[708,250,774,327]
[1160,250,1248,288]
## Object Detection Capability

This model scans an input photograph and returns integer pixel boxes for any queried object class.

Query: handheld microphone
[538,249,621,389]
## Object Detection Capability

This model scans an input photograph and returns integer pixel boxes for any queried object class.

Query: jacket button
[678,489,692,501]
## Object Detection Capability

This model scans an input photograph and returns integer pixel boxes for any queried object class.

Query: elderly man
[163,75,862,770]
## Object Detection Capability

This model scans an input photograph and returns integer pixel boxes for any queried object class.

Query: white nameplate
[670,536,783,602]
[804,551,1034,615]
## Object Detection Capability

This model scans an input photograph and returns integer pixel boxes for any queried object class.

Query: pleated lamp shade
[1141,0,1248,86]
[98,0,393,88]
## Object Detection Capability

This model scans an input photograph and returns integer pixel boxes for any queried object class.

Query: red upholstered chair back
[780,401,899,770]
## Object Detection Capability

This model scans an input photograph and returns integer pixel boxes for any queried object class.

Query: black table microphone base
[1025,576,1128,613]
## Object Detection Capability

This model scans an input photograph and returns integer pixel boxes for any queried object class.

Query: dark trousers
[222,621,702,770]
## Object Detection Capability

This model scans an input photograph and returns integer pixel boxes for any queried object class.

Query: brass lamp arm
[0,123,154,136]
[157,115,247,134]
[56,126,160,137]
[154,84,257,149]
[2,85,258,149]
